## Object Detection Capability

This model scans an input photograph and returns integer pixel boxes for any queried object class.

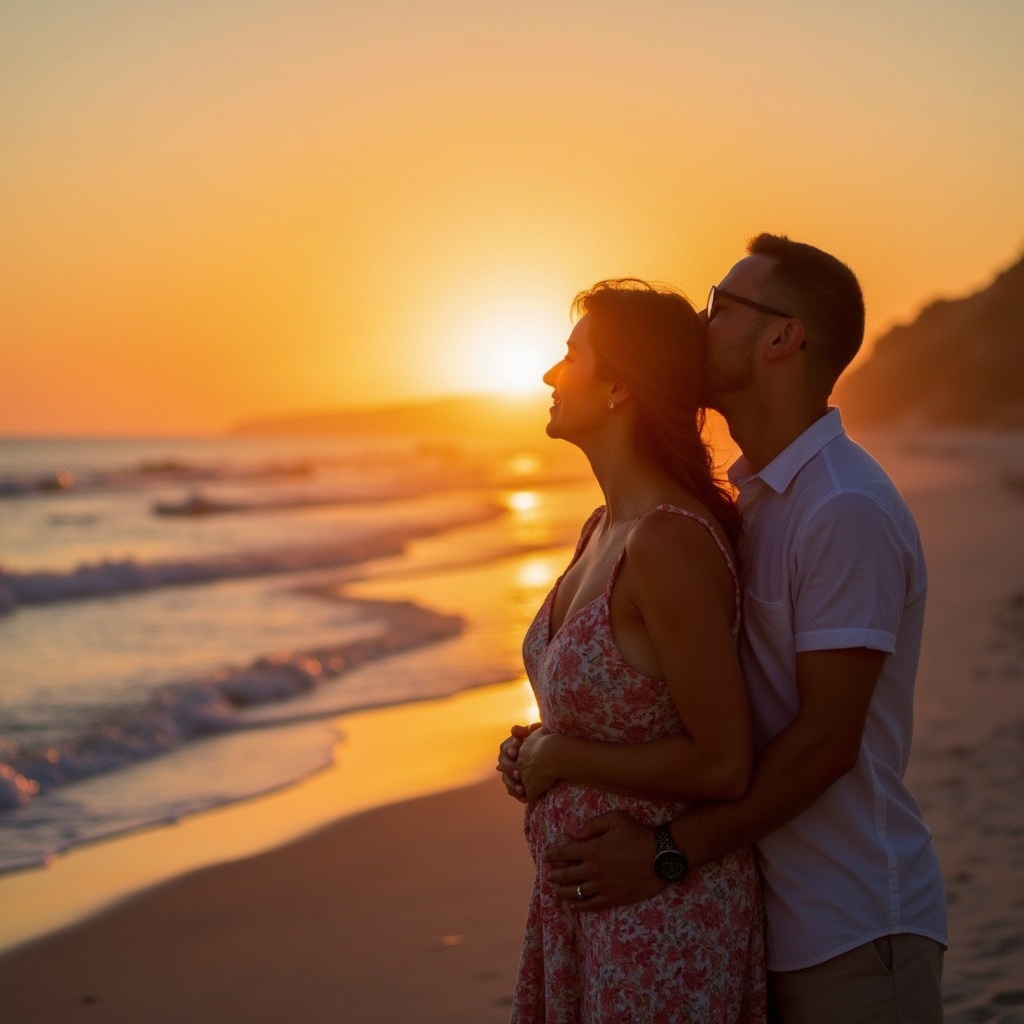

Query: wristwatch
[653,823,689,882]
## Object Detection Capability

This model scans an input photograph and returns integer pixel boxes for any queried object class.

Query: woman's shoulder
[626,504,737,578]
[622,506,740,624]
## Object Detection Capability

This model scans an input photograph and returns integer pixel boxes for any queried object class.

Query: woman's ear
[608,382,631,408]
[764,319,806,361]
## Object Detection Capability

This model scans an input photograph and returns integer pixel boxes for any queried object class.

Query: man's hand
[543,811,667,910]
[496,722,542,802]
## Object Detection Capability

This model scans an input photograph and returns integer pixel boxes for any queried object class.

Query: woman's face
[542,314,613,443]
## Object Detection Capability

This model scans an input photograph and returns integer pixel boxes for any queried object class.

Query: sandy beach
[1,429,1022,1023]
[0,680,538,1022]
[0,776,532,1023]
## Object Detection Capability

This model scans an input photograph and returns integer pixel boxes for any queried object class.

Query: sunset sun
[451,307,562,398]
[484,337,553,395]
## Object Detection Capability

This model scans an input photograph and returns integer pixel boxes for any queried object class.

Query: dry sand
[0,429,1022,1023]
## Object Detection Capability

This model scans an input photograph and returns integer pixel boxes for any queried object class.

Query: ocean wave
[0,597,463,812]
[0,441,482,501]
[148,478,470,516]
[0,502,504,612]
[0,468,77,497]
[0,459,311,499]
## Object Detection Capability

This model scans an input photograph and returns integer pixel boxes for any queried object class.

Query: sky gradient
[3,0,1022,435]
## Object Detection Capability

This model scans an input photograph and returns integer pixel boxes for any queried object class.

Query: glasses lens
[707,286,791,321]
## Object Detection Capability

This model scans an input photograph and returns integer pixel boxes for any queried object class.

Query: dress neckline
[544,504,739,644]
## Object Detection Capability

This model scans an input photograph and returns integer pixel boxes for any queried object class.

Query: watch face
[654,849,688,882]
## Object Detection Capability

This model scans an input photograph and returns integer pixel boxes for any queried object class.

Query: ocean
[0,432,595,874]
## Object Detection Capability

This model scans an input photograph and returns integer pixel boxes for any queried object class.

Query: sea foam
[0,502,504,613]
[0,597,463,812]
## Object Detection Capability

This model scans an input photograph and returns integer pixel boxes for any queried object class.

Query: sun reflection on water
[516,677,540,723]
[516,556,558,590]
[504,453,542,477]
[503,489,551,545]
[507,489,539,512]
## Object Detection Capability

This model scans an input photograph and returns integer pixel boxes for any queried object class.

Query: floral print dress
[512,506,766,1024]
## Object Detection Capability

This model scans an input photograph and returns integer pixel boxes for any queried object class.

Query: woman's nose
[543,362,560,387]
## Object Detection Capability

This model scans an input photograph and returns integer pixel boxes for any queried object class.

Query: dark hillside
[836,254,1024,428]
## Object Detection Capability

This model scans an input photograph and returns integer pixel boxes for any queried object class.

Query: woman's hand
[496,722,542,802]
[517,727,560,803]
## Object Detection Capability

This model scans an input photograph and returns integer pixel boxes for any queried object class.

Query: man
[499,235,947,1022]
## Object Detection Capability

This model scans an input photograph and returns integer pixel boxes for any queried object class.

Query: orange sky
[3,0,1022,436]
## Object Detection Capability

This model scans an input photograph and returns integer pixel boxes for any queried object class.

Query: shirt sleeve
[790,490,916,654]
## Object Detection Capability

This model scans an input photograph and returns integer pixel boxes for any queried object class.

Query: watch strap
[654,823,678,854]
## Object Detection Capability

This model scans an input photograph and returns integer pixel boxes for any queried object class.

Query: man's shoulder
[791,439,924,564]
[804,433,905,506]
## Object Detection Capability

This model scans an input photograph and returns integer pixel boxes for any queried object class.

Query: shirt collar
[728,408,846,495]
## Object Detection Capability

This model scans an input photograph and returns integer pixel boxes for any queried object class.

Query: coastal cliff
[836,254,1024,428]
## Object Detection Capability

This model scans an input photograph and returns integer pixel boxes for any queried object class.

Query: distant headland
[228,393,555,444]
[835,252,1024,429]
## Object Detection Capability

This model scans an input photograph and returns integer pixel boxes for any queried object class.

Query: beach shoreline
[0,429,1022,1022]
[0,677,537,957]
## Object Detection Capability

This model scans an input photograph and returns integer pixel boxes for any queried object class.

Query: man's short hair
[748,233,865,383]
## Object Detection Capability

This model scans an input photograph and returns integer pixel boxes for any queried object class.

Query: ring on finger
[576,883,584,899]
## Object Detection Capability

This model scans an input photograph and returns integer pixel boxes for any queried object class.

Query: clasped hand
[496,722,559,803]
[496,724,669,911]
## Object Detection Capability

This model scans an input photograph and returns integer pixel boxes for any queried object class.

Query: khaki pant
[769,934,944,1024]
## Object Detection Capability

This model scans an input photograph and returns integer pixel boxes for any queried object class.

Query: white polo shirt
[730,408,947,971]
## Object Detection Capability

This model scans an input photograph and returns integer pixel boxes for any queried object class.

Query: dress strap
[607,504,741,635]
[571,506,607,562]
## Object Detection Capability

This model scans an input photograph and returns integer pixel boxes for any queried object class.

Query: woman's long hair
[573,279,740,548]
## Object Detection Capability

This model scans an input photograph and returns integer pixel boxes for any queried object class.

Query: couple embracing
[497,234,947,1023]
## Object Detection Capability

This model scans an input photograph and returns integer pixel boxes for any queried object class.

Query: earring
[607,399,615,410]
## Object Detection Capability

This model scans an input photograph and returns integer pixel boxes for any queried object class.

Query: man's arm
[544,646,885,909]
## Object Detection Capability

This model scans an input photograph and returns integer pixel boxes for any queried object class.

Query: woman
[505,280,765,1023]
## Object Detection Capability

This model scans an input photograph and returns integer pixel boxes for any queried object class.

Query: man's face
[705,254,778,410]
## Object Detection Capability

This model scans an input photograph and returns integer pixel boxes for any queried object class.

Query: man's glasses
[707,285,793,321]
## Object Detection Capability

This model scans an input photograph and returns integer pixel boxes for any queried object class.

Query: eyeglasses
[707,285,793,321]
